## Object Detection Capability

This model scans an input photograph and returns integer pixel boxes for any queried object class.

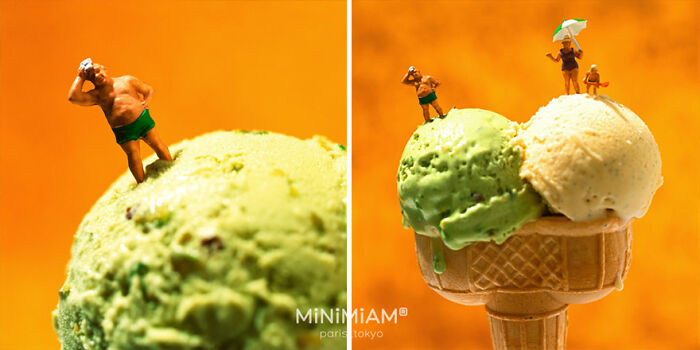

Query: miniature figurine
[546,36,583,95]
[401,66,445,122]
[68,59,172,183]
[583,64,609,96]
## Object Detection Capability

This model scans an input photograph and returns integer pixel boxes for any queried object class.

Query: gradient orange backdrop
[353,1,699,349]
[0,1,345,349]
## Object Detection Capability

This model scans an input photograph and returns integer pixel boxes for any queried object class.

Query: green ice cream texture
[397,109,544,254]
[53,131,346,350]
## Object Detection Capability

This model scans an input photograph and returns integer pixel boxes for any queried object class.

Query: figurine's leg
[562,71,570,94]
[431,101,445,117]
[120,140,145,183]
[570,68,580,94]
[586,83,591,94]
[593,86,598,95]
[142,128,173,161]
[421,105,431,122]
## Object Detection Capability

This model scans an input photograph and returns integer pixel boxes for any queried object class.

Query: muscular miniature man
[68,62,172,183]
[401,67,445,122]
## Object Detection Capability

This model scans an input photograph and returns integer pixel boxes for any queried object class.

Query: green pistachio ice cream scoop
[397,109,544,272]
[53,131,347,350]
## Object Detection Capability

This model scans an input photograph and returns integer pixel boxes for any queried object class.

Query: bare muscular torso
[412,76,436,98]
[95,76,146,128]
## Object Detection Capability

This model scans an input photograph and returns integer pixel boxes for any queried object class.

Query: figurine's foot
[145,156,177,181]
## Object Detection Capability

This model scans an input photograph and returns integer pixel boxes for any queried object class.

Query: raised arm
[401,71,415,85]
[67,70,98,106]
[129,76,154,106]
[428,76,440,88]
[545,52,561,62]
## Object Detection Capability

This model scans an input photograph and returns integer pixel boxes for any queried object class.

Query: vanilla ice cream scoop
[515,94,662,222]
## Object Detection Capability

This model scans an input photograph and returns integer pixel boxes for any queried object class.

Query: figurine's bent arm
[401,72,414,85]
[129,77,154,104]
[575,49,583,59]
[67,76,98,106]
[546,52,561,62]
[429,76,440,88]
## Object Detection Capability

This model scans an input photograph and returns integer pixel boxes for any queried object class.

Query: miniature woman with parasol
[546,36,583,94]
[546,19,588,95]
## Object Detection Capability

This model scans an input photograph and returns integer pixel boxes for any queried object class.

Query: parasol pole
[567,27,582,50]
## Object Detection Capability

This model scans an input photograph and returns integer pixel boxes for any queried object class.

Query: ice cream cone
[414,216,632,350]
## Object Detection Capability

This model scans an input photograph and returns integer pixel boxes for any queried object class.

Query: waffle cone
[414,216,632,350]
[487,305,568,350]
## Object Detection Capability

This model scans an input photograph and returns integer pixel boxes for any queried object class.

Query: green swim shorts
[112,109,156,144]
[418,91,437,105]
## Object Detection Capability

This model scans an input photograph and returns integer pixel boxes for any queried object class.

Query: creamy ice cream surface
[53,131,347,350]
[397,109,544,253]
[515,95,662,222]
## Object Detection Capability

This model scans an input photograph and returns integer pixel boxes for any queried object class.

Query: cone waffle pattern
[415,218,633,350]
[471,235,565,291]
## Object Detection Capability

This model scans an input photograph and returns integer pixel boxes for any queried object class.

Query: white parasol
[553,19,587,50]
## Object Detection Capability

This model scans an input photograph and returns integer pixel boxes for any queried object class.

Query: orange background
[0,1,345,349]
[353,1,699,349]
